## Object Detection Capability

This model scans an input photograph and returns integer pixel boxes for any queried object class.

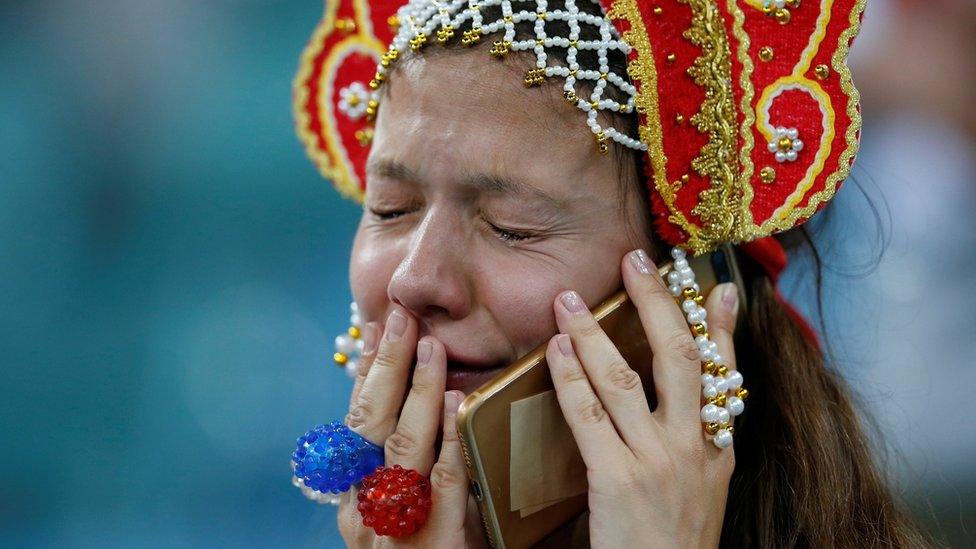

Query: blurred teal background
[1,1,973,547]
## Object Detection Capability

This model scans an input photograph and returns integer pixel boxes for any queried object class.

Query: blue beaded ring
[292,421,384,494]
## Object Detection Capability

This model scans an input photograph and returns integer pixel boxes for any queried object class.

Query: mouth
[444,354,508,392]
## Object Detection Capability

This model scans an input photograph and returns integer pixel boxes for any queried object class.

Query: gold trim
[680,0,738,253]
[727,0,758,242]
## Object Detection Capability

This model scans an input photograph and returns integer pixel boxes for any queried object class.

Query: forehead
[369,49,621,201]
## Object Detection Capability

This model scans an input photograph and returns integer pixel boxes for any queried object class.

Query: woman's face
[350,50,652,393]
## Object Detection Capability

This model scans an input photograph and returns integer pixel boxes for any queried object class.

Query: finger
[621,249,702,427]
[545,334,628,464]
[426,391,471,533]
[348,321,381,409]
[552,291,653,448]
[702,283,739,374]
[346,306,418,444]
[384,336,447,473]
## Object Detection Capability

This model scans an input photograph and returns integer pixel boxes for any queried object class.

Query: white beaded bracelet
[666,247,749,449]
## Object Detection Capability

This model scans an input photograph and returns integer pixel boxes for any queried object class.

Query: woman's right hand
[338,306,488,548]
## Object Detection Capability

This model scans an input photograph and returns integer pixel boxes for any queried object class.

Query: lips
[443,351,508,393]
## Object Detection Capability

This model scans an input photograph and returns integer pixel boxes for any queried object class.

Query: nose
[387,207,472,321]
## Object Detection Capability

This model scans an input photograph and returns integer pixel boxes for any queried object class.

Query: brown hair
[397,3,933,545]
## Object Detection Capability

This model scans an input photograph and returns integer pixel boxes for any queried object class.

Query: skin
[338,50,738,548]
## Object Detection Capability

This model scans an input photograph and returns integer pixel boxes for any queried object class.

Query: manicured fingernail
[362,322,379,355]
[555,334,575,357]
[721,283,739,314]
[560,291,587,314]
[417,339,433,366]
[444,391,461,409]
[629,249,652,275]
[386,310,407,341]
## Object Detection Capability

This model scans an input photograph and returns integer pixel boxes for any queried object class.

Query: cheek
[349,225,399,324]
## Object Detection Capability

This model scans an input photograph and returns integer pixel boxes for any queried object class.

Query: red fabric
[740,237,821,351]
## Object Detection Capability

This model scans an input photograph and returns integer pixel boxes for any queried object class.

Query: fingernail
[417,339,433,366]
[386,310,407,341]
[721,283,739,314]
[629,249,652,275]
[555,334,575,357]
[444,390,461,409]
[362,322,379,355]
[560,291,587,314]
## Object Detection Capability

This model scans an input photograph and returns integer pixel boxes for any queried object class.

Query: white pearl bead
[350,313,362,327]
[701,373,714,387]
[345,359,358,379]
[711,353,723,365]
[713,429,733,448]
[674,258,689,270]
[667,270,682,286]
[356,338,365,352]
[775,151,787,163]
[687,310,704,324]
[700,403,720,423]
[350,302,359,314]
[699,347,715,361]
[713,376,729,392]
[678,267,693,279]
[683,300,698,314]
[669,284,683,296]
[695,334,709,347]
[793,139,804,151]
[703,384,719,399]
[717,407,731,424]
[727,396,745,416]
[767,141,779,153]
[681,277,695,289]
[786,150,798,162]
[726,370,743,389]
[335,333,357,355]
[787,128,799,139]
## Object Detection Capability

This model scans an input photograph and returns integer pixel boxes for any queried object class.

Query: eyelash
[368,208,535,243]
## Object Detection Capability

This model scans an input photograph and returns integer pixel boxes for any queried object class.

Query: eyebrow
[365,158,567,208]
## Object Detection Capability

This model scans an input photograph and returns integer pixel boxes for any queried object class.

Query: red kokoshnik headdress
[294,0,866,345]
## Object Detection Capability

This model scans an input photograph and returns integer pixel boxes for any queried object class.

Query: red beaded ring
[357,465,433,538]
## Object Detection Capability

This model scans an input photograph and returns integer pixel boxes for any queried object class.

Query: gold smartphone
[456,246,744,548]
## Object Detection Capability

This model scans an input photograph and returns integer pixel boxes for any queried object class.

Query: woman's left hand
[546,249,740,549]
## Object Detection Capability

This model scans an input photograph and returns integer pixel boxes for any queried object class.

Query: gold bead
[675,113,685,125]
[680,173,690,184]
[653,6,663,15]
[387,15,400,30]
[596,132,609,155]
[703,361,717,374]
[346,94,361,107]
[786,0,801,7]
[354,128,373,146]
[666,53,677,64]
[717,365,729,376]
[692,323,707,336]
[524,68,545,87]
[437,25,455,43]
[727,425,735,435]
[760,166,776,184]
[694,294,705,305]
[759,46,774,62]
[348,326,362,339]
[536,11,546,20]
[714,393,727,407]
[334,18,356,33]
[365,99,379,121]
[704,422,719,435]
[334,352,349,365]
[736,387,750,400]
[461,28,482,46]
[778,136,793,151]
[775,8,791,24]
[814,64,830,80]
[682,287,698,300]
[564,90,578,105]
[489,40,511,58]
